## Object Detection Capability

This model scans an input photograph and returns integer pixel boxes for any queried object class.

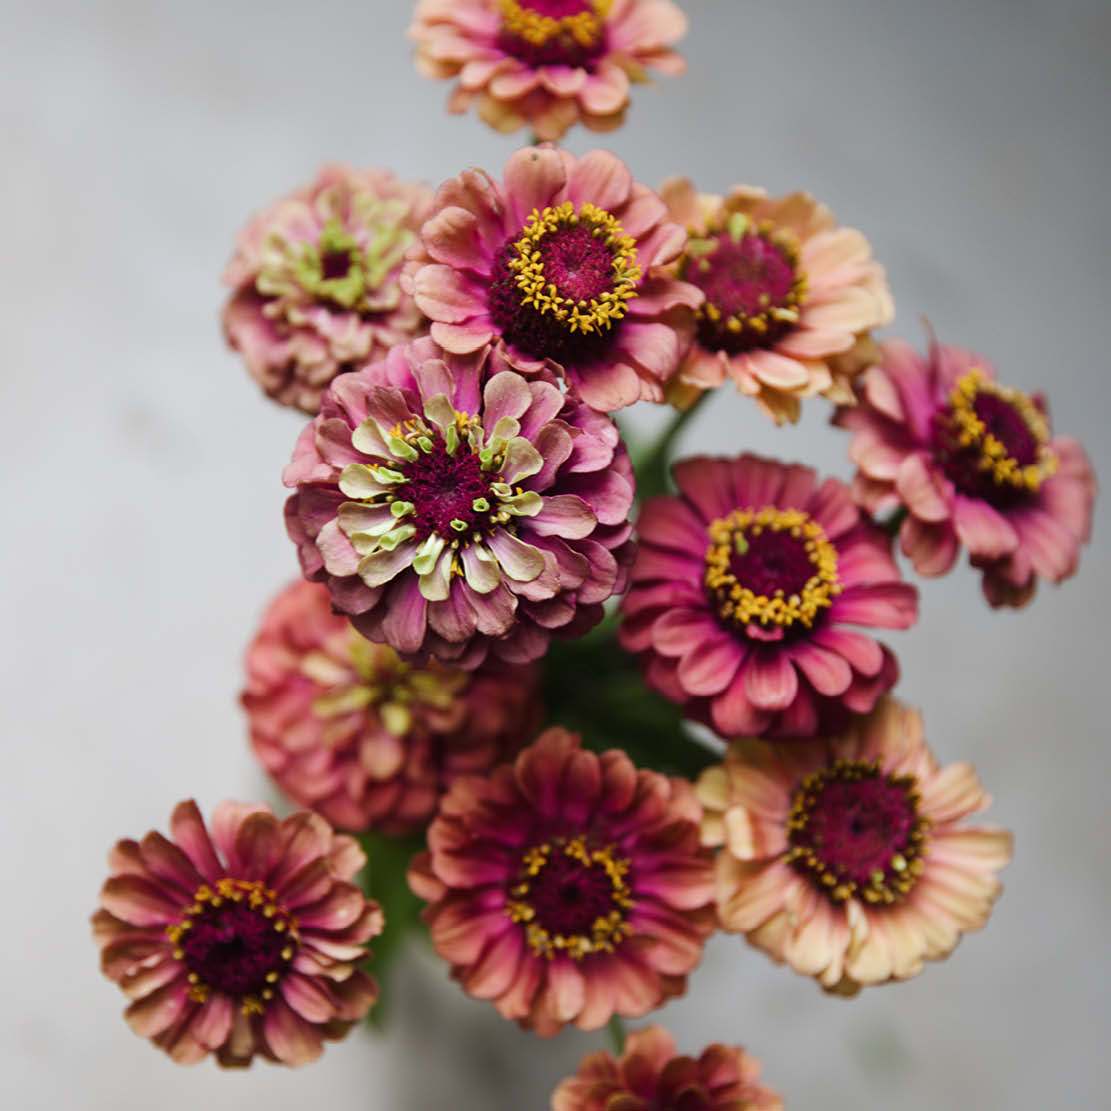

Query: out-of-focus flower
[407,146,701,412]
[835,337,1096,606]
[284,336,635,668]
[620,454,917,739]
[91,800,382,1066]
[409,0,687,141]
[222,165,432,414]
[243,579,542,833]
[696,698,1012,995]
[408,728,716,1035]
[661,179,893,424]
[552,1025,783,1111]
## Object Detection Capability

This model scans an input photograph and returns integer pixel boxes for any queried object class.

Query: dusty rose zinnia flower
[243,579,542,833]
[284,336,634,668]
[660,178,893,424]
[552,1024,783,1111]
[835,336,1097,606]
[696,698,1012,995]
[409,0,687,141]
[408,728,716,1036]
[620,454,918,739]
[222,165,432,414]
[91,800,382,1066]
[407,145,701,412]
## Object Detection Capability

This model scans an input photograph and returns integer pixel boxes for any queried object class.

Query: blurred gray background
[2,0,1108,1107]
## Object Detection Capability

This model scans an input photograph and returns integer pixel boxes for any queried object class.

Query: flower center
[683,214,806,354]
[506,836,633,959]
[786,761,929,904]
[934,369,1057,502]
[496,0,609,67]
[488,201,640,363]
[704,507,840,633]
[166,879,299,1013]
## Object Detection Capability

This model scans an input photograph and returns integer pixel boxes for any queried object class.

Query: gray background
[2,1,1108,1107]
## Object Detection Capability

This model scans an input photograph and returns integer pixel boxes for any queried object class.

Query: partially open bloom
[222,165,432,414]
[552,1024,783,1111]
[243,579,542,833]
[408,728,716,1036]
[697,698,1012,995]
[620,454,918,739]
[409,1,688,141]
[407,146,701,412]
[284,336,634,668]
[835,337,1097,606]
[661,179,893,424]
[91,800,382,1066]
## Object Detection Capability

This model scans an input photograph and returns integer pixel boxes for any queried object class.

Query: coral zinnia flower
[696,698,1012,995]
[408,728,716,1036]
[91,800,382,1066]
[284,336,635,668]
[243,579,542,834]
[552,1025,783,1111]
[407,146,701,412]
[620,454,918,739]
[222,165,432,414]
[409,1,688,141]
[835,336,1097,607]
[660,178,894,424]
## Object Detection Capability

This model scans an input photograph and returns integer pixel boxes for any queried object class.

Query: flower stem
[607,1015,627,1055]
[635,392,709,501]
[880,506,908,537]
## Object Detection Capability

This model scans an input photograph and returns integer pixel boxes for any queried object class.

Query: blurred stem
[607,1015,627,1055]
[880,506,908,537]
[635,392,709,502]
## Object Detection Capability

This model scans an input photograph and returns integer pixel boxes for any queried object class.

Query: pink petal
[743,651,799,711]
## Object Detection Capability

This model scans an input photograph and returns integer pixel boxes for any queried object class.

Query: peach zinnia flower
[619,454,918,739]
[222,165,432,414]
[408,145,701,412]
[661,178,893,424]
[243,579,542,834]
[409,0,688,141]
[696,698,1013,995]
[835,336,1097,606]
[552,1025,783,1111]
[91,800,382,1066]
[408,728,716,1036]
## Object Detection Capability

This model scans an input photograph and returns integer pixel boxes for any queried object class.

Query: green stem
[636,392,709,501]
[880,506,908,537]
[607,1015,627,1055]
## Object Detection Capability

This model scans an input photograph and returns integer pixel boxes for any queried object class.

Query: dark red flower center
[684,216,806,355]
[321,247,354,282]
[786,761,929,904]
[933,368,1057,505]
[399,435,495,540]
[506,836,633,959]
[496,0,608,68]
[168,879,298,1009]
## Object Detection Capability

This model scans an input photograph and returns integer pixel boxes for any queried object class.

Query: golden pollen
[498,1,611,49]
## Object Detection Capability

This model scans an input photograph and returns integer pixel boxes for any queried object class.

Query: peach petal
[263,999,324,1067]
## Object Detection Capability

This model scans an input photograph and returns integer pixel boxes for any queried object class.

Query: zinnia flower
[620,453,918,739]
[407,145,701,412]
[696,698,1013,995]
[91,800,382,1066]
[222,164,432,414]
[284,336,635,668]
[243,579,543,833]
[835,336,1097,606]
[552,1025,783,1111]
[409,1,688,141]
[660,178,893,424]
[408,728,716,1036]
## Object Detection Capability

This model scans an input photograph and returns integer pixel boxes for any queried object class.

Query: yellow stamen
[498,1,611,48]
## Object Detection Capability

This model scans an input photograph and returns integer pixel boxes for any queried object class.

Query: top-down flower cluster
[94,3,1097,1107]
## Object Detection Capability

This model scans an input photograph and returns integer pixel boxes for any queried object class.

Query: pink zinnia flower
[696,698,1013,995]
[91,800,382,1066]
[660,179,893,425]
[835,336,1097,606]
[407,146,701,412]
[620,454,918,739]
[243,579,542,833]
[408,728,716,1036]
[284,336,634,668]
[552,1025,783,1111]
[409,1,687,141]
[222,165,432,414]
